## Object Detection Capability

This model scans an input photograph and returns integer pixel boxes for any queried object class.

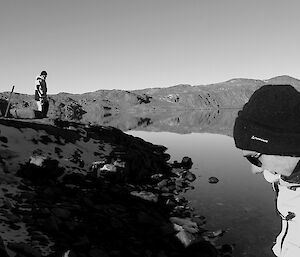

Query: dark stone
[183,171,196,182]
[208,177,219,184]
[181,157,193,169]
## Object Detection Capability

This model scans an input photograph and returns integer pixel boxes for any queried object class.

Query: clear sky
[1,0,300,94]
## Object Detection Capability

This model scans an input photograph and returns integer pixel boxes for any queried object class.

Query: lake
[125,129,280,257]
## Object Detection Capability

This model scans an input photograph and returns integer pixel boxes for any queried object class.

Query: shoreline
[0,118,231,257]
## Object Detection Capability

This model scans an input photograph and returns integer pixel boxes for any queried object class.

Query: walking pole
[4,85,15,118]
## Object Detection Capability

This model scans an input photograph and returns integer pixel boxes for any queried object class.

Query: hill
[1,75,299,128]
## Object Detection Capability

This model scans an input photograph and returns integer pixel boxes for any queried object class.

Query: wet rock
[170,217,199,233]
[203,229,225,238]
[183,171,196,182]
[130,190,158,203]
[181,157,193,169]
[171,167,184,176]
[175,230,195,247]
[157,179,169,188]
[171,161,182,168]
[208,177,219,184]
[220,244,234,256]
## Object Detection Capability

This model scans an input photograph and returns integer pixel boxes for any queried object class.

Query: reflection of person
[35,70,49,117]
[233,84,300,257]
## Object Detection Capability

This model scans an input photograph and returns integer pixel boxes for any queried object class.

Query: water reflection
[82,109,239,135]
[125,131,280,257]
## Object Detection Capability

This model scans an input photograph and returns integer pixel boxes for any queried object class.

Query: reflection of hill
[113,109,239,136]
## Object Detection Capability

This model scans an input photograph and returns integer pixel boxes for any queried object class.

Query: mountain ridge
[1,75,299,127]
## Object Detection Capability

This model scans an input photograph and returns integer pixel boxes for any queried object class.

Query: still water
[126,131,280,257]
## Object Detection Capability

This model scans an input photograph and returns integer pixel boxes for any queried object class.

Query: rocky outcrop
[0,118,232,257]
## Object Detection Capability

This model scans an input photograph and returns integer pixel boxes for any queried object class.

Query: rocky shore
[0,118,232,257]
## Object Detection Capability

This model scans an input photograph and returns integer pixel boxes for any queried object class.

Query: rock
[10,108,36,119]
[29,155,46,167]
[220,244,234,256]
[157,179,168,188]
[62,249,77,257]
[203,229,225,238]
[99,164,117,172]
[90,160,106,172]
[183,171,196,182]
[113,160,126,168]
[171,167,184,176]
[130,191,158,202]
[170,217,199,233]
[208,177,219,184]
[172,161,182,168]
[162,153,171,161]
[150,173,163,180]
[175,230,195,247]
[181,157,193,169]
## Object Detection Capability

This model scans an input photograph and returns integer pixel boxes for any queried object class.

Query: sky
[1,0,300,94]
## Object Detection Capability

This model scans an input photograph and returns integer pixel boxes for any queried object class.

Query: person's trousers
[36,100,42,111]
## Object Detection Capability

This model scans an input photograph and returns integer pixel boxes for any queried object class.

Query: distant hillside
[1,75,299,126]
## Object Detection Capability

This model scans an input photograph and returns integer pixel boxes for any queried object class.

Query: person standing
[35,70,49,118]
[233,84,300,257]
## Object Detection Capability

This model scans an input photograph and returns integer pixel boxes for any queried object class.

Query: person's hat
[233,84,300,156]
[40,71,47,76]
